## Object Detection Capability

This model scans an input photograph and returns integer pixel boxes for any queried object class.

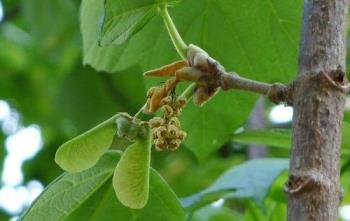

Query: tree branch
[157,7,294,106]
[219,71,293,105]
[180,44,295,105]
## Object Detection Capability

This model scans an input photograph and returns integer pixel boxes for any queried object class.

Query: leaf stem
[180,83,195,100]
[159,5,188,60]
[134,103,147,119]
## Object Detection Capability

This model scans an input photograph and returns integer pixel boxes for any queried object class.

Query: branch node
[267,83,294,105]
[319,71,350,93]
[284,172,330,196]
[296,68,350,95]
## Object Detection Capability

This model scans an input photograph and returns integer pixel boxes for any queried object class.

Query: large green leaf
[181,91,256,160]
[65,172,185,221]
[100,0,182,46]
[55,65,147,132]
[81,0,303,159]
[232,129,292,149]
[232,122,350,151]
[21,151,185,221]
[55,114,119,173]
[113,126,152,209]
[83,0,302,76]
[100,0,158,46]
[182,158,289,209]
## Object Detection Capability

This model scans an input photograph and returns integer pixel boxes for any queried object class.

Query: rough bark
[285,1,349,220]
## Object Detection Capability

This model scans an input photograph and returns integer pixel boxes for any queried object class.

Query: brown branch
[183,44,295,105]
[219,71,293,105]
[220,72,271,95]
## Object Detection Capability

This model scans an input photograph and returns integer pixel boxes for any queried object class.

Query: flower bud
[169,117,180,127]
[167,125,178,138]
[149,117,164,128]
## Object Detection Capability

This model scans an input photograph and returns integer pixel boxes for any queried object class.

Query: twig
[219,72,293,105]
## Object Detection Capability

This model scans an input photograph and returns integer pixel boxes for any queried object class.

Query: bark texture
[286,0,349,220]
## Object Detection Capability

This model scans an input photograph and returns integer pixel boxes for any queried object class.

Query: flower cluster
[149,96,187,151]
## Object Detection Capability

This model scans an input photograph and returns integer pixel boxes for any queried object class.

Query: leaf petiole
[158,4,188,60]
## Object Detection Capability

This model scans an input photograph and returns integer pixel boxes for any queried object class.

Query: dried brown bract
[143,44,224,109]
[144,78,178,113]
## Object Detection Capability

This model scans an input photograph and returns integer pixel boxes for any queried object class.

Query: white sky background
[269,104,293,124]
[0,100,44,217]
[0,0,3,21]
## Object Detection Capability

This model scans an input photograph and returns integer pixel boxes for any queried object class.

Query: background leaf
[232,129,291,149]
[231,122,350,151]
[20,151,185,221]
[190,205,240,221]
[182,158,289,210]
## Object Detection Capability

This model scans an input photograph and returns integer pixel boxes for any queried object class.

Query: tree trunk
[286,1,349,221]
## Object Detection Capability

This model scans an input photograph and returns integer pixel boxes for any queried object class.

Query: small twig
[220,72,271,95]
[219,72,293,105]
[134,103,147,119]
[180,83,195,99]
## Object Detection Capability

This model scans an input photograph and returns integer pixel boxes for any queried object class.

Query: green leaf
[182,158,289,210]
[100,1,158,46]
[21,151,185,221]
[21,0,81,74]
[100,0,183,46]
[343,122,350,150]
[66,171,185,221]
[344,110,350,123]
[22,0,78,39]
[190,205,241,221]
[55,114,119,173]
[181,92,257,160]
[232,122,350,152]
[232,129,292,149]
[268,171,288,204]
[20,151,122,221]
[55,65,147,132]
[113,125,152,209]
[81,0,303,159]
